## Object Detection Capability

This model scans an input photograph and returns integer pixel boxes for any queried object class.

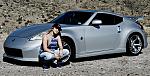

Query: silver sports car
[3,10,148,62]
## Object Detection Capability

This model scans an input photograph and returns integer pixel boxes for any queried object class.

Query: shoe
[53,60,57,64]
[43,65,49,71]
[56,62,62,69]
[57,66,62,69]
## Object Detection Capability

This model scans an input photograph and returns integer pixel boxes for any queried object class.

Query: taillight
[136,21,144,30]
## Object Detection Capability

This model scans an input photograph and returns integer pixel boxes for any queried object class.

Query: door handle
[117,26,121,33]
[81,36,83,40]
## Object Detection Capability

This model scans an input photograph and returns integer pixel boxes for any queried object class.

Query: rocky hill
[0,0,150,38]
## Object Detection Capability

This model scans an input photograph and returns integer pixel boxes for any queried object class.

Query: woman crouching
[39,23,70,70]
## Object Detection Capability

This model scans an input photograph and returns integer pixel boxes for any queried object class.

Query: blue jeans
[39,49,70,62]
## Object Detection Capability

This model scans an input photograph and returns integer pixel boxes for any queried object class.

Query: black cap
[52,23,62,31]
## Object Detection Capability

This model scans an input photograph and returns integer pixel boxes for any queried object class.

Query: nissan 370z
[3,10,148,63]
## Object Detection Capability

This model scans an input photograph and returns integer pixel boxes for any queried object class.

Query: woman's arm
[57,35,63,55]
[42,34,54,53]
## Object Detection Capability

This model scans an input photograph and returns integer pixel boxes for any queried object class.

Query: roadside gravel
[0,37,149,76]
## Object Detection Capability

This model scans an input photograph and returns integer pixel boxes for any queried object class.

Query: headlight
[29,32,46,41]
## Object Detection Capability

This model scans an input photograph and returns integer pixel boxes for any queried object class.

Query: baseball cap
[52,23,62,31]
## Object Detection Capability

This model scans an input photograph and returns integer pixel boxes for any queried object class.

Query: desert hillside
[0,0,150,38]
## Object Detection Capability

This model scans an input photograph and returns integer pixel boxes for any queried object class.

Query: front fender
[61,27,86,56]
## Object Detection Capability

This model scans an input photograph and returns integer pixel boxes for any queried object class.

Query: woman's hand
[59,50,63,57]
[54,53,60,60]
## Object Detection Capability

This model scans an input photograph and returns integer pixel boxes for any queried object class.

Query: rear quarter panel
[119,18,147,51]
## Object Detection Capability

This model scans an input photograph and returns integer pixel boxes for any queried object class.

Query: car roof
[74,10,98,13]
[69,10,123,17]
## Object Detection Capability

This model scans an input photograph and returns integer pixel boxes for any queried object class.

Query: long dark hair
[47,23,62,37]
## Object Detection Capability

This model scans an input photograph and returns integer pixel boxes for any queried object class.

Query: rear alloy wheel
[127,34,143,55]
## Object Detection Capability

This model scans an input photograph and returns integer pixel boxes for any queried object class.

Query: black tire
[126,34,143,55]
[61,38,75,63]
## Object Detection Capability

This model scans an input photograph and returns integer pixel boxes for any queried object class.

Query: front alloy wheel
[61,40,71,63]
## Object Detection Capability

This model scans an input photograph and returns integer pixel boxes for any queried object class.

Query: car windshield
[50,11,94,25]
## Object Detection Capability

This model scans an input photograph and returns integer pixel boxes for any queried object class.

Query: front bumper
[3,53,38,62]
[3,36,42,62]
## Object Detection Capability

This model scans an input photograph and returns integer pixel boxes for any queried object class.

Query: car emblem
[12,39,15,42]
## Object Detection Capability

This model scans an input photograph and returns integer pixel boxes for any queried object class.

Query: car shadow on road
[72,53,126,62]
[72,52,143,62]
[3,57,39,67]
[3,52,142,67]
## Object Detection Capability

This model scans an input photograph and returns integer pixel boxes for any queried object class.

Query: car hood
[9,23,76,38]
[9,23,53,38]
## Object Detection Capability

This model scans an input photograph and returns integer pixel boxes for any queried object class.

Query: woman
[39,23,69,70]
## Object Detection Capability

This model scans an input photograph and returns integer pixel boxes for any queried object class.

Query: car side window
[90,13,123,25]
[51,12,93,25]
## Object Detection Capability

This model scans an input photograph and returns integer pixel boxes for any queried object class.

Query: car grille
[4,47,23,57]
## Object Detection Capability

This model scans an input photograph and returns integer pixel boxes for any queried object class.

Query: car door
[85,13,123,53]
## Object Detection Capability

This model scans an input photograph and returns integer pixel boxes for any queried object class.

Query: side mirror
[92,20,102,25]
